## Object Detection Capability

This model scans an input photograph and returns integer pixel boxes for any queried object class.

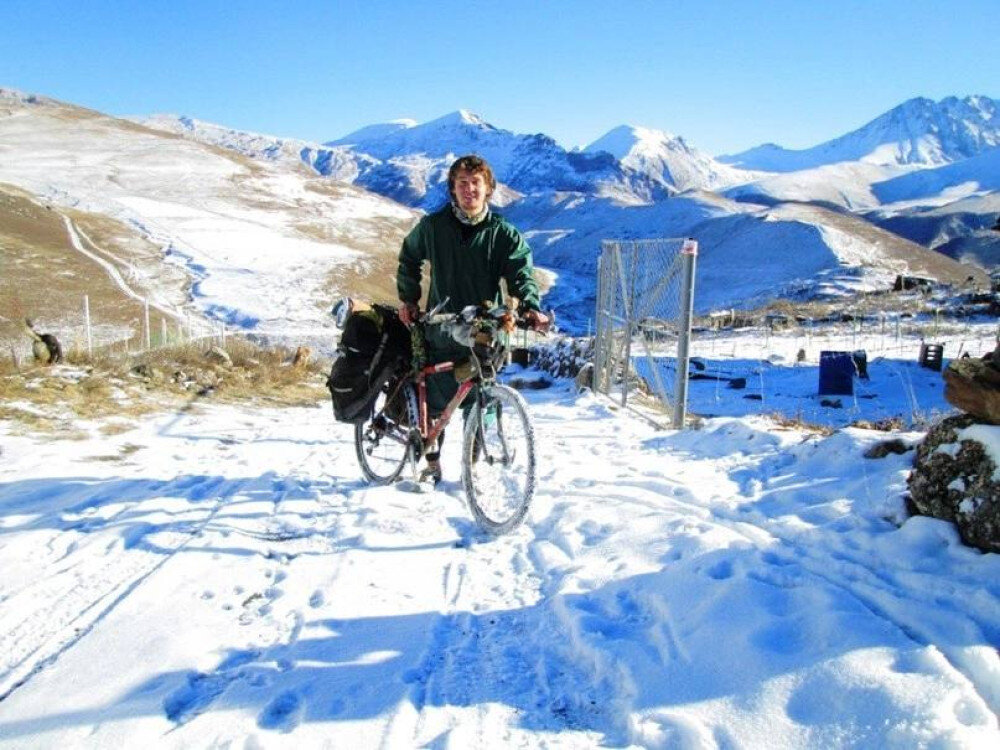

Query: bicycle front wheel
[462,383,536,535]
[355,379,414,484]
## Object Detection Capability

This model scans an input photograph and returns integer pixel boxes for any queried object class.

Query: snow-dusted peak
[585,125,681,160]
[586,124,752,192]
[324,109,507,164]
[417,108,497,133]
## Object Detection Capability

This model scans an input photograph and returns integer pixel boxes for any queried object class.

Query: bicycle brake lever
[423,296,451,320]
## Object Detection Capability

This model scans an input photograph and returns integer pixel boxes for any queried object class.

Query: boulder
[205,345,233,367]
[943,343,1000,424]
[907,414,1000,553]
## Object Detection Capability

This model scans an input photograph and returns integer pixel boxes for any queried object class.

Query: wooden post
[83,294,93,356]
[143,299,152,350]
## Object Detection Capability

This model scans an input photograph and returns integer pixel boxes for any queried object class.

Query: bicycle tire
[355,379,415,484]
[461,383,535,535]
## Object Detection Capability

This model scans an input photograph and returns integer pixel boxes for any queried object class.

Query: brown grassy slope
[773,202,991,287]
[0,184,190,354]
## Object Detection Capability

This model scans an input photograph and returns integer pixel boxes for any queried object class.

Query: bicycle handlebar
[420,302,553,334]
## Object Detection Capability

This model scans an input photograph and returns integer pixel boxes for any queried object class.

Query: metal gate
[592,238,697,428]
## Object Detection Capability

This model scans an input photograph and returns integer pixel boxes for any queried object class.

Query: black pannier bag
[327,303,411,423]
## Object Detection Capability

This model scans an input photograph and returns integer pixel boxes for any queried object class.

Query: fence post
[143,299,151,350]
[83,294,93,356]
[673,239,698,428]
[616,244,632,408]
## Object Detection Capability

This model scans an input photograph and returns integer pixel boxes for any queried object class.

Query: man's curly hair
[447,155,496,201]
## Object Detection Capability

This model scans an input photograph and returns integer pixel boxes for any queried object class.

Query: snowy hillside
[866,192,1000,269]
[134,113,371,184]
[871,147,1000,204]
[0,89,417,341]
[720,96,1000,172]
[505,190,983,329]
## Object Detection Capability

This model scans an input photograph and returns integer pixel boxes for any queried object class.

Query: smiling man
[396,154,547,483]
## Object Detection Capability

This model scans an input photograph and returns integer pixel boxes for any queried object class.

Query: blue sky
[3,0,997,155]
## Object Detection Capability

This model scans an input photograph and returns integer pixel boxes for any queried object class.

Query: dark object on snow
[819,351,854,396]
[327,303,411,424]
[508,376,552,391]
[908,413,1000,553]
[919,343,944,372]
[24,318,62,365]
[510,347,532,367]
[864,439,910,459]
[943,342,1000,424]
[894,274,934,293]
[852,350,869,379]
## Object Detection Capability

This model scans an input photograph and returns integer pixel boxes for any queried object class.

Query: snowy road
[0,381,997,748]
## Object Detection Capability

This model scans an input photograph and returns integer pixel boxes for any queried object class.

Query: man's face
[453,169,489,216]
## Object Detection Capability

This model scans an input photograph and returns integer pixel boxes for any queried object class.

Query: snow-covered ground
[1,330,998,748]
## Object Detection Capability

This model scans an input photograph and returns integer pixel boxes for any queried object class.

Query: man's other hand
[523,310,551,333]
[399,302,420,326]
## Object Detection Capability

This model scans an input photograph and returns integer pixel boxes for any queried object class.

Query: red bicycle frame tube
[415,361,476,459]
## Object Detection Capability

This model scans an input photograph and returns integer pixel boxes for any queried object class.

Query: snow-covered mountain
[720,95,1000,172]
[584,125,751,192]
[327,109,674,208]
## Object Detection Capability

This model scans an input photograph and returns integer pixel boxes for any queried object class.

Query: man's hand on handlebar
[522,309,551,333]
[399,301,420,326]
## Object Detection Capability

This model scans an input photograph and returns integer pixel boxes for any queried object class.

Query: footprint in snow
[163,672,231,724]
[258,690,304,732]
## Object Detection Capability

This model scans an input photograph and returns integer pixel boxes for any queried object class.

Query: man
[397,154,548,483]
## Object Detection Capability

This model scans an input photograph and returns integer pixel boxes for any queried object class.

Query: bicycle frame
[412,360,477,460]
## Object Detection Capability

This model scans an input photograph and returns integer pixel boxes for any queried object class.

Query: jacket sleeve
[397,220,425,304]
[501,226,541,311]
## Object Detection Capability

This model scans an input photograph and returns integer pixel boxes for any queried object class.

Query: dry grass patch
[0,336,330,436]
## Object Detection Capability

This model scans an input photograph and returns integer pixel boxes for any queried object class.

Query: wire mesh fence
[593,238,697,427]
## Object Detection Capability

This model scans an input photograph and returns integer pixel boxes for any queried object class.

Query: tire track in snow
[60,215,181,321]
[0,474,241,703]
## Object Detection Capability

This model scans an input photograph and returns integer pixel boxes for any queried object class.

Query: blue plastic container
[819,351,854,396]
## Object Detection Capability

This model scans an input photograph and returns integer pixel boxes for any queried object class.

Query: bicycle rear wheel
[462,383,535,535]
[355,379,414,484]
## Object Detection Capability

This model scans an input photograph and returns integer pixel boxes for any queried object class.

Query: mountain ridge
[720,95,1000,172]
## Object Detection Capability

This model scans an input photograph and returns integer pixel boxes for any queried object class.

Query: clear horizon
[3,0,997,156]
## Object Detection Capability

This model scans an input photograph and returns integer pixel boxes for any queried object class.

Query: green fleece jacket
[396,206,540,314]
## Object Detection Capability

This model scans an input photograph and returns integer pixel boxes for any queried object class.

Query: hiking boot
[419,458,442,486]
